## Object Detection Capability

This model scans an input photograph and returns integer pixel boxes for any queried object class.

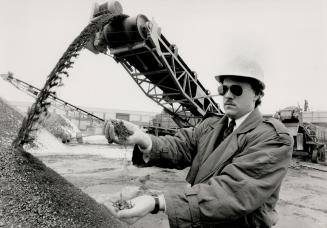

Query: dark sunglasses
[218,85,243,96]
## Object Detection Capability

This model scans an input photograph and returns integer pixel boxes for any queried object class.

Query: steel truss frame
[109,20,222,128]
[0,73,104,123]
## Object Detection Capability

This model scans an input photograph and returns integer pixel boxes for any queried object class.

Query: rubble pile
[0,98,125,227]
[0,98,23,148]
[41,112,80,143]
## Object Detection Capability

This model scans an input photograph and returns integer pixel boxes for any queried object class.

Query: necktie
[223,119,236,140]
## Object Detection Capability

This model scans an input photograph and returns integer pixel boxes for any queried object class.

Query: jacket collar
[208,108,263,134]
[208,115,228,130]
[235,108,263,134]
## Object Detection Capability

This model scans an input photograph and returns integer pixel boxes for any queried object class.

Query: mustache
[224,100,235,105]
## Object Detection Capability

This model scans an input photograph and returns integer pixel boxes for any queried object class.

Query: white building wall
[303,111,327,123]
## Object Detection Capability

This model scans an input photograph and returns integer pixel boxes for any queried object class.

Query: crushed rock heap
[0,97,125,227]
[42,112,81,143]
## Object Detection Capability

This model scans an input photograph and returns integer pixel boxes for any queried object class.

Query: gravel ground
[0,98,126,228]
[36,152,327,228]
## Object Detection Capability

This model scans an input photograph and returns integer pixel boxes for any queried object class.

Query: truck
[274,106,326,163]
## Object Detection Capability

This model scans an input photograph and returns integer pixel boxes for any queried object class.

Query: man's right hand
[103,119,152,151]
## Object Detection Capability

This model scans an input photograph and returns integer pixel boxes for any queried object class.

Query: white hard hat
[215,57,265,89]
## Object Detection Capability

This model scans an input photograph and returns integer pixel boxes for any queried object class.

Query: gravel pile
[0,98,125,228]
[41,112,80,143]
[0,98,22,148]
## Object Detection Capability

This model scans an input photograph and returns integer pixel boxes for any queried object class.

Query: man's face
[220,77,258,119]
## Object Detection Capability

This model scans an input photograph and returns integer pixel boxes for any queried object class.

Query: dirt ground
[32,144,327,228]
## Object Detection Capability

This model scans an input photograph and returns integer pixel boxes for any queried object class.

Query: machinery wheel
[311,148,318,163]
[312,136,318,143]
[318,147,326,162]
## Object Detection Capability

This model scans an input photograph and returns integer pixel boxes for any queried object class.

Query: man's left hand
[108,195,155,225]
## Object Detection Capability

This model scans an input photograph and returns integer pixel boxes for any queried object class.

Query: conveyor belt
[89,11,223,127]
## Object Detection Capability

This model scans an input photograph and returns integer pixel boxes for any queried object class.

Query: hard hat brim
[215,74,265,89]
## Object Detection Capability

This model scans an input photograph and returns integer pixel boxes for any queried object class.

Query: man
[104,58,293,228]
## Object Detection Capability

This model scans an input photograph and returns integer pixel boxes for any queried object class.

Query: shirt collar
[228,110,253,130]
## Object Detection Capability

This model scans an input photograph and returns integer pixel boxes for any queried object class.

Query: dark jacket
[133,109,293,228]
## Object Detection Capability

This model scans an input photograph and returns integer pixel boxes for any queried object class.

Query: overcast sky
[1,0,326,115]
